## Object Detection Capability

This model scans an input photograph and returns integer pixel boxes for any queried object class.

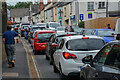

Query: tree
[8,2,33,10]
[78,19,84,28]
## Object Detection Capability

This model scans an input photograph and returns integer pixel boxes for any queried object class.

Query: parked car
[53,35,105,78]
[46,22,60,31]
[20,25,31,37]
[31,30,56,55]
[45,32,77,65]
[80,38,120,80]
[81,29,115,43]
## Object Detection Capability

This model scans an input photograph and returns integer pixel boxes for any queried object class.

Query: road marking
[2,73,18,77]
[21,39,41,80]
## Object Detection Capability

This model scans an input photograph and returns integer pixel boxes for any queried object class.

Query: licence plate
[42,45,45,47]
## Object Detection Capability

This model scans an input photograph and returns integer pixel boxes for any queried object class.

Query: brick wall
[85,17,119,29]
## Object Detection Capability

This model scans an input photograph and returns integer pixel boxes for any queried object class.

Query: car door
[55,39,65,68]
[85,44,114,79]
[31,32,37,48]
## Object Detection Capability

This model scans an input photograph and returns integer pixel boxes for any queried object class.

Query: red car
[32,30,56,54]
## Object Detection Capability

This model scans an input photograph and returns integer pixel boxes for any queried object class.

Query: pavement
[2,42,30,79]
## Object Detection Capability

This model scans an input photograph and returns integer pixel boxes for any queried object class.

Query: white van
[46,22,60,31]
[114,18,120,40]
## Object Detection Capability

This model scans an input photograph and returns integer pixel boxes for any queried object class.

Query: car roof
[35,30,56,33]
[62,35,104,41]
[107,40,120,44]
[83,28,113,31]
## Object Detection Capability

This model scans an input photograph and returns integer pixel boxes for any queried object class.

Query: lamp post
[106,0,108,17]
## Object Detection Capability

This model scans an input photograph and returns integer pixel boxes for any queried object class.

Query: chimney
[47,0,51,4]
[40,0,44,10]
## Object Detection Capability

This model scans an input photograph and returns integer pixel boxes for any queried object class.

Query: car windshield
[37,24,46,27]
[50,23,60,28]
[57,27,65,31]
[84,30,95,35]
[94,44,120,68]
[32,28,41,31]
[38,33,54,38]
[98,30,115,37]
[66,39,104,51]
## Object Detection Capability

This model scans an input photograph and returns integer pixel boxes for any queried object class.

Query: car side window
[94,44,113,64]
[33,32,37,38]
[57,39,65,49]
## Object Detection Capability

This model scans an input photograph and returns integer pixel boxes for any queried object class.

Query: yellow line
[21,39,41,80]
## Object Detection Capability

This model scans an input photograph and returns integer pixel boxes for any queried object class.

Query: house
[30,4,40,24]
[53,2,59,22]
[62,2,71,26]
[10,8,29,23]
[40,8,45,23]
[44,2,53,23]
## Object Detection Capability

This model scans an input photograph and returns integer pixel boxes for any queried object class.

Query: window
[58,39,65,49]
[94,44,113,64]
[20,17,22,21]
[98,2,105,9]
[64,7,66,17]
[55,8,57,15]
[88,2,94,10]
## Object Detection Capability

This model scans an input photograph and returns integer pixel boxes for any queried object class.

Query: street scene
[1,0,120,80]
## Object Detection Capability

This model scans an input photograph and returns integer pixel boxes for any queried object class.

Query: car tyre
[53,63,59,73]
[34,51,37,55]
[45,54,49,60]
[59,63,68,79]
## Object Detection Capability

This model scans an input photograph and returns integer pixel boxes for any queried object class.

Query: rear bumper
[34,43,46,51]
[68,72,80,77]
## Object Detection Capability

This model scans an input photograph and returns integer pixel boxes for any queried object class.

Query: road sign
[80,14,84,20]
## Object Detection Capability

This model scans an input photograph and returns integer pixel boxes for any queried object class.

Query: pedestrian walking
[3,26,21,68]
[70,25,74,32]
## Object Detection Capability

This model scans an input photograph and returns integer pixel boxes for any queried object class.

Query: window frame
[87,2,94,11]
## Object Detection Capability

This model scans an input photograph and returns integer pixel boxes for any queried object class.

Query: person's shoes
[8,64,12,68]
[11,60,15,67]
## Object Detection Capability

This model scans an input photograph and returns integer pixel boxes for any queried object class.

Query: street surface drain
[2,73,19,77]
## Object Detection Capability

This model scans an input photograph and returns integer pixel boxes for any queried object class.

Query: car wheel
[45,54,49,60]
[59,63,68,79]
[53,63,59,73]
[50,58,53,65]
[34,51,37,55]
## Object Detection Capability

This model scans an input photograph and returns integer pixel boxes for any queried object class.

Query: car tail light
[65,34,72,36]
[82,37,89,39]
[52,43,58,47]
[30,31,33,34]
[63,52,77,59]
[15,27,18,29]
[21,29,25,31]
[35,38,39,43]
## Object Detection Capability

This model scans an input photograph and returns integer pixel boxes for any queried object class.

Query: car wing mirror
[82,55,93,66]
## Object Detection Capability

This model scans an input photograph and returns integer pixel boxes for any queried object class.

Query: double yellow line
[21,39,41,79]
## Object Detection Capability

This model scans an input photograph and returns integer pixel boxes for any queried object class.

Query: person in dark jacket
[70,25,74,32]
[3,26,21,68]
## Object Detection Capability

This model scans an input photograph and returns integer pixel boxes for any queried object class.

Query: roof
[31,5,40,13]
[63,35,104,40]
[35,30,56,33]
[10,8,29,18]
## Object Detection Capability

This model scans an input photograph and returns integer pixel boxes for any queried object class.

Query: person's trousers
[5,44,16,64]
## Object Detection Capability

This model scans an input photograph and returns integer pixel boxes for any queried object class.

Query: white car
[46,22,60,31]
[53,35,105,77]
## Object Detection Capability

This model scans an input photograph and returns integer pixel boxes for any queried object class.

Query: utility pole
[106,0,108,17]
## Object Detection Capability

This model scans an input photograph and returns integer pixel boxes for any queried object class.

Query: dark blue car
[82,29,115,43]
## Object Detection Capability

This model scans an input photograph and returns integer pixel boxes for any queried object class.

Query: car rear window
[66,39,104,51]
[38,33,54,43]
